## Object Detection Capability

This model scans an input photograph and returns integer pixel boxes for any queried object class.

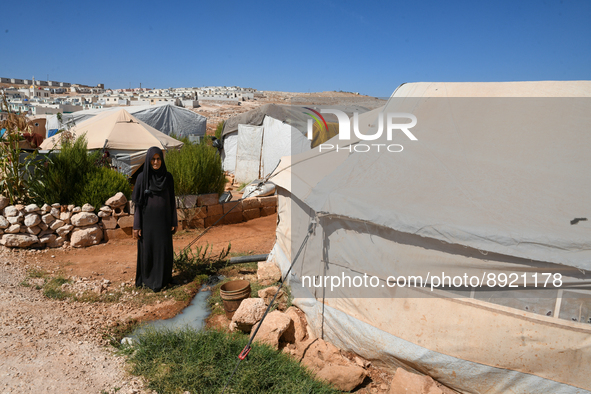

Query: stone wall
[0,192,277,249]
[177,194,278,229]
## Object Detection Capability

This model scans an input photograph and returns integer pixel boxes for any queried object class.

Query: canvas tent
[267,81,591,393]
[40,109,183,176]
[221,103,369,184]
[45,103,206,140]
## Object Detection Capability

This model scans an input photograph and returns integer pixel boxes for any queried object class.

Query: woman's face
[151,153,162,170]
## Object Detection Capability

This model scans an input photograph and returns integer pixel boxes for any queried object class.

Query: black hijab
[133,146,168,207]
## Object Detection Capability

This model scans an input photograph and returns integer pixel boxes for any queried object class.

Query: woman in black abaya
[132,147,178,292]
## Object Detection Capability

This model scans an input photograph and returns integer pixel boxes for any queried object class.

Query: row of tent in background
[38,104,206,176]
[224,81,591,394]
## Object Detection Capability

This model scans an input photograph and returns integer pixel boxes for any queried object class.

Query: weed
[173,242,231,279]
[42,276,71,300]
[121,328,339,394]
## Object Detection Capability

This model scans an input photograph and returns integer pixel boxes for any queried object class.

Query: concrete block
[223,200,242,214]
[259,196,277,208]
[207,204,223,216]
[205,214,223,228]
[243,208,261,221]
[197,193,219,206]
[261,206,276,217]
[242,198,261,210]
[223,211,244,225]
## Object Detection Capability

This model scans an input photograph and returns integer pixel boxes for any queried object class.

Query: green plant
[43,276,71,300]
[215,121,224,140]
[173,242,231,279]
[121,328,340,394]
[166,138,226,196]
[29,136,131,209]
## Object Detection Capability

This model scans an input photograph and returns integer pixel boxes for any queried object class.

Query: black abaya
[133,170,178,292]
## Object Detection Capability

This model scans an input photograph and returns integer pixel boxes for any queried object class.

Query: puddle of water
[127,288,212,340]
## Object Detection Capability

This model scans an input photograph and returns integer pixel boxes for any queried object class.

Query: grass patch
[121,328,339,394]
[103,318,141,348]
[173,243,231,280]
[42,276,71,300]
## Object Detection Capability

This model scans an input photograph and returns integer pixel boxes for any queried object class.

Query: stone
[67,204,75,211]
[56,224,74,237]
[38,222,48,231]
[117,215,134,229]
[188,217,205,228]
[39,233,56,244]
[223,211,243,225]
[50,207,60,218]
[0,216,8,229]
[242,198,261,210]
[250,311,292,349]
[257,286,287,309]
[4,206,18,217]
[24,213,41,227]
[260,206,276,217]
[49,219,65,231]
[7,216,22,225]
[48,236,65,249]
[98,211,111,218]
[207,204,223,216]
[112,205,129,217]
[70,212,99,227]
[257,261,282,286]
[72,206,81,213]
[41,213,55,225]
[41,203,51,213]
[231,298,266,332]
[70,224,103,247]
[105,192,127,208]
[82,203,95,212]
[222,200,242,214]
[24,204,40,213]
[19,225,27,233]
[14,204,25,211]
[315,365,367,392]
[204,214,223,228]
[258,196,277,207]
[5,224,21,234]
[1,234,39,248]
[242,208,261,221]
[51,203,60,208]
[104,228,132,241]
[197,193,219,206]
[99,205,113,213]
[389,368,444,394]
[60,211,72,223]
[176,195,198,209]
[101,216,118,229]
[283,307,307,343]
[301,339,344,370]
[26,226,41,235]
[0,196,8,211]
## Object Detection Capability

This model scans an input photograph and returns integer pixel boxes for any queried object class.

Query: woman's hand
[133,229,142,239]
[171,226,178,235]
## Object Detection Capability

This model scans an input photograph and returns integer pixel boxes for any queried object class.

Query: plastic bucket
[220,280,251,319]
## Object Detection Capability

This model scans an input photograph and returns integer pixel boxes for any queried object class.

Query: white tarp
[267,81,591,393]
[45,104,206,138]
[221,133,238,174]
[234,125,263,184]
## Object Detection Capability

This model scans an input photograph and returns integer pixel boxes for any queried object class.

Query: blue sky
[1,0,589,97]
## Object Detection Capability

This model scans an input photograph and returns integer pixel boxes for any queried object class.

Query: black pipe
[228,254,269,264]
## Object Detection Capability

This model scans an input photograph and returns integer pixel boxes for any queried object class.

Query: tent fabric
[267,81,591,393]
[44,104,206,138]
[234,125,263,184]
[40,109,183,175]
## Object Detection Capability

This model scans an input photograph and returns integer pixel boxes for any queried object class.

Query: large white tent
[221,103,370,184]
[45,103,206,139]
[40,109,183,176]
[267,81,591,393]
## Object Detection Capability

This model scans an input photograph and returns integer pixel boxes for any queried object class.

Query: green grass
[121,328,340,394]
[42,276,71,300]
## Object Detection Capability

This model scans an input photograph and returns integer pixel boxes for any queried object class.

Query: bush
[215,121,224,140]
[30,137,131,209]
[166,138,226,197]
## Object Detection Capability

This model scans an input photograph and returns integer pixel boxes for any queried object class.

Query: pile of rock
[97,192,135,241]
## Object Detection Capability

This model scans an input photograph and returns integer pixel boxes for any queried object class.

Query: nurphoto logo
[305,108,418,153]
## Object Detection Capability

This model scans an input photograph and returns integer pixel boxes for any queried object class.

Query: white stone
[231,298,266,332]
[4,206,18,217]
[98,211,111,218]
[39,234,56,244]
[106,192,127,208]
[41,213,55,225]
[24,204,40,213]
[70,225,103,247]
[7,216,21,225]
[67,204,75,211]
[48,236,65,248]
[99,205,112,213]
[50,207,60,218]
[0,196,8,211]
[0,216,9,229]
[26,226,41,235]
[41,203,51,213]
[49,219,65,231]
[56,224,74,237]
[51,203,60,208]
[5,224,20,234]
[60,211,72,223]
[72,206,81,213]
[71,212,99,227]
[1,234,39,248]
[24,213,41,227]
[82,203,94,212]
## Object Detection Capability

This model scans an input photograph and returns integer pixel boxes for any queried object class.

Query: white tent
[40,109,183,176]
[221,104,370,184]
[267,81,591,393]
[45,103,206,139]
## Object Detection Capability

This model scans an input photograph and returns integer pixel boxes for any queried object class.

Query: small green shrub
[173,242,231,279]
[215,121,224,140]
[79,166,132,212]
[166,138,226,197]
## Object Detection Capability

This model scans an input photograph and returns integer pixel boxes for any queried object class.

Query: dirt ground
[0,215,277,394]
